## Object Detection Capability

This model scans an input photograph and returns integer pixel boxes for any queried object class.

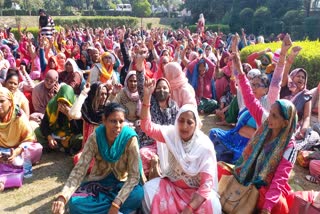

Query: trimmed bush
[188,24,230,34]
[240,40,320,88]
[54,16,139,29]
[10,26,62,41]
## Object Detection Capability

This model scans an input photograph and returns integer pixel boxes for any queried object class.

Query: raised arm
[68,83,90,120]
[266,34,293,108]
[140,78,166,143]
[281,46,302,87]
[231,34,265,126]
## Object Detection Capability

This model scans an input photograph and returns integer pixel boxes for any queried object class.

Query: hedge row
[0,9,134,16]
[240,40,320,88]
[54,16,139,29]
[10,26,62,42]
[188,24,230,34]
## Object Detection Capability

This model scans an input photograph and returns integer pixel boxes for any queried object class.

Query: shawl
[0,87,34,148]
[100,52,115,82]
[95,125,137,162]
[164,62,196,107]
[46,84,75,126]
[124,71,141,116]
[160,104,217,181]
[234,99,297,188]
[81,82,106,125]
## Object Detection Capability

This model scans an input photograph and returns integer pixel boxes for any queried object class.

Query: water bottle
[23,146,33,178]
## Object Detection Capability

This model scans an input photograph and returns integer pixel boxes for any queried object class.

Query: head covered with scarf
[234,99,297,188]
[81,82,109,125]
[164,62,196,107]
[124,70,141,117]
[100,52,117,82]
[0,87,34,148]
[46,84,76,126]
[287,68,308,93]
[160,104,218,187]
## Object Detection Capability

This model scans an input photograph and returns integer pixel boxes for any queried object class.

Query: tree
[23,0,44,15]
[239,8,254,33]
[253,6,271,34]
[132,0,152,17]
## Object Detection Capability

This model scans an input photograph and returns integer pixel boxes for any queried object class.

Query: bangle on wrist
[143,103,151,107]
[56,196,66,205]
[112,202,120,209]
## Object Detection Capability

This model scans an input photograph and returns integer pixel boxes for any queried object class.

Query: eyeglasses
[250,82,266,89]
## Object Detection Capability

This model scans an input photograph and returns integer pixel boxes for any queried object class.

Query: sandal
[305,175,320,184]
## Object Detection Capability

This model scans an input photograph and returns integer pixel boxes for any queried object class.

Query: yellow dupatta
[100,52,114,82]
[0,87,34,148]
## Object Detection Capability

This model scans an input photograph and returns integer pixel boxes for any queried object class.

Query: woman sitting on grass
[218,35,298,214]
[52,103,144,214]
[0,87,42,191]
[140,79,221,213]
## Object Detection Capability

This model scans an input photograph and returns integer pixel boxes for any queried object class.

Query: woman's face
[154,80,170,102]
[91,50,100,63]
[127,75,137,93]
[267,103,287,130]
[49,59,56,69]
[0,96,12,119]
[292,71,306,91]
[162,50,169,57]
[205,46,211,56]
[99,87,108,105]
[261,55,270,66]
[5,76,19,92]
[80,54,87,63]
[161,57,169,70]
[177,111,196,142]
[103,111,125,142]
[198,63,206,76]
[102,55,113,65]
[250,77,268,99]
[2,48,8,59]
[65,61,73,72]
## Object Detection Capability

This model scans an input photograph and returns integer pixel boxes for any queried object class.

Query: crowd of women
[0,10,319,214]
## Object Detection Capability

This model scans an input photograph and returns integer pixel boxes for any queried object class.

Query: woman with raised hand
[52,103,144,214]
[140,78,221,213]
[209,33,293,164]
[218,35,298,214]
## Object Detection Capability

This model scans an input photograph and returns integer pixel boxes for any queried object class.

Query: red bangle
[186,204,194,212]
[143,103,151,107]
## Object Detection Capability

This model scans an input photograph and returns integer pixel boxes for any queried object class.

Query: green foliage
[303,16,320,40]
[10,26,62,41]
[188,24,230,34]
[240,40,320,88]
[147,22,152,30]
[54,16,139,28]
[282,10,304,26]
[132,0,152,17]
[184,0,233,23]
[239,8,254,32]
